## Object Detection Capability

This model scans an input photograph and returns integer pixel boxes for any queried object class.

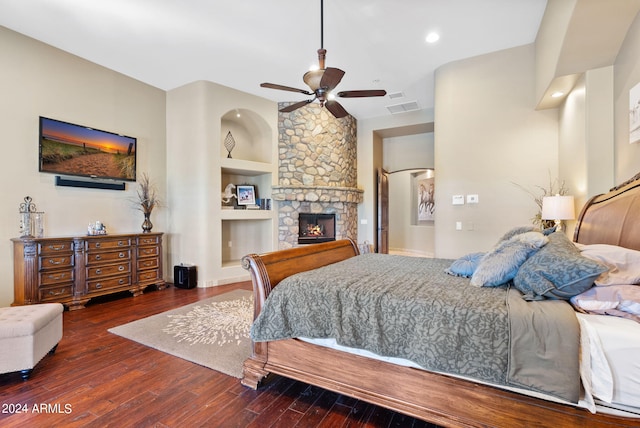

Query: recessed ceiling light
[551,91,564,98]
[425,32,440,43]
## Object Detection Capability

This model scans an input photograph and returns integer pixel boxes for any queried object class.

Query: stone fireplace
[275,103,363,249]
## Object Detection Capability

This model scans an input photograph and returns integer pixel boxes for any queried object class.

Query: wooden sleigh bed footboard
[240,239,638,427]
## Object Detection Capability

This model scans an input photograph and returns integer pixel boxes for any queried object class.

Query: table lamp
[541,195,575,232]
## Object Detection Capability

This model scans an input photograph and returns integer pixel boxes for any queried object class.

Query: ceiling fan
[260,0,386,118]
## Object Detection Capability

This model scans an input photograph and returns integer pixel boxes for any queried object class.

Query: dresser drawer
[138,269,161,283]
[39,284,73,302]
[86,249,130,265]
[137,256,159,271]
[138,235,160,246]
[39,269,74,286]
[86,262,130,279]
[88,275,131,293]
[38,240,73,255]
[137,245,159,258]
[39,254,74,271]
[86,238,131,251]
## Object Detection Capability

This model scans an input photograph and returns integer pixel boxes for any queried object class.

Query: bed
[240,173,640,428]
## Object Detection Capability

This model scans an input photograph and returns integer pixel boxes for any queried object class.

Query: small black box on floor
[174,264,197,289]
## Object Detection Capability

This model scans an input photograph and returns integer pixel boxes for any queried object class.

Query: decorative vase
[224,131,236,158]
[142,212,153,233]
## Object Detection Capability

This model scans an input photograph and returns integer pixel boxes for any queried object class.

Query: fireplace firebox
[298,213,336,244]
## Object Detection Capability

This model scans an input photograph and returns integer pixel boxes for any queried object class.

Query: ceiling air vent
[388,91,404,99]
[386,101,420,114]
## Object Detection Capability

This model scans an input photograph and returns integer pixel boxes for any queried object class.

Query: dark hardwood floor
[0,284,437,428]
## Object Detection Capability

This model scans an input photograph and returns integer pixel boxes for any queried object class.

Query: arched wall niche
[220,108,272,163]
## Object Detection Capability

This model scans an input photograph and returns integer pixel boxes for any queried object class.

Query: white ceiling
[0,0,548,120]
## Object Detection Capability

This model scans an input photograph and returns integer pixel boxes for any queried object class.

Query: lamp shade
[541,195,575,220]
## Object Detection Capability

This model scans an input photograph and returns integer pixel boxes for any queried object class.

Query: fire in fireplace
[298,213,336,244]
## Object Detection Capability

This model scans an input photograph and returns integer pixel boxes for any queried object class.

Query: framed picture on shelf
[237,185,256,206]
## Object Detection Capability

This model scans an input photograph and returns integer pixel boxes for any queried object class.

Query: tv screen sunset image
[39,117,136,181]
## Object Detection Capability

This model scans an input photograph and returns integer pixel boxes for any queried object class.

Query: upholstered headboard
[574,172,640,251]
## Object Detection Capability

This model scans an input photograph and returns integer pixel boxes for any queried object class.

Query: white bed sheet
[576,313,640,411]
[300,311,640,417]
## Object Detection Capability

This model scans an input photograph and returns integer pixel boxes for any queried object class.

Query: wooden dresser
[12,232,165,310]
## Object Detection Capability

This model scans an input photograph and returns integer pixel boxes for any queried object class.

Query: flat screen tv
[39,116,136,182]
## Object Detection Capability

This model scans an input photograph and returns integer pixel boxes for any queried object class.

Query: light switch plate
[452,195,465,205]
[467,194,479,204]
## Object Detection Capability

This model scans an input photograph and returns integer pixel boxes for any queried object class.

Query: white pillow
[574,243,640,286]
[571,284,640,317]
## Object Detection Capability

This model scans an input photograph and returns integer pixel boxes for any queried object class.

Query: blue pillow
[445,252,485,278]
[513,232,608,300]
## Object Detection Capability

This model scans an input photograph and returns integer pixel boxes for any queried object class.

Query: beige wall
[434,45,559,259]
[556,9,640,216]
[558,66,615,227]
[0,27,167,307]
[613,10,640,183]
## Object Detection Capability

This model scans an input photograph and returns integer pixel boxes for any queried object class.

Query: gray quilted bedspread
[250,253,580,402]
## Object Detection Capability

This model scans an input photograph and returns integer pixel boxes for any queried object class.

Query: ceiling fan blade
[320,67,345,91]
[325,100,349,118]
[261,82,313,95]
[279,99,314,113]
[337,90,387,98]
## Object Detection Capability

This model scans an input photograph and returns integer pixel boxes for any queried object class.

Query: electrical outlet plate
[467,194,479,204]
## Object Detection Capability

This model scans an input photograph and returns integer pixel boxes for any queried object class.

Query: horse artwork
[418,177,434,221]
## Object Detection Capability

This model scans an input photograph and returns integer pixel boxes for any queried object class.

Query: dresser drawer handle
[118,265,125,271]
[48,258,64,265]
[47,273,67,281]
[119,279,125,285]
[48,289,65,296]
[95,283,102,289]
[144,261,153,267]
[95,254,102,260]
[95,269,102,275]
[95,242,101,248]
[47,244,66,251]
[118,241,125,246]
[119,252,126,258]
[143,249,154,255]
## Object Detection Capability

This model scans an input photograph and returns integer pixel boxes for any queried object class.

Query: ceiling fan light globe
[303,69,324,91]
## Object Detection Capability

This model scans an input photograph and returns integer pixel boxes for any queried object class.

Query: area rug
[108,289,253,378]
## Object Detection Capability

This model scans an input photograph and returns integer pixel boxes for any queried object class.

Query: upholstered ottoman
[0,303,63,379]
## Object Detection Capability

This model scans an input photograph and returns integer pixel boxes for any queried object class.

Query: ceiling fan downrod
[318,0,326,70]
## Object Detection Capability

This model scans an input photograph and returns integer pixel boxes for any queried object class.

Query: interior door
[377,168,389,253]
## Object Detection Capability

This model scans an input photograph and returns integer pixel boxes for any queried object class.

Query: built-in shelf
[220,209,274,220]
[221,158,272,176]
[217,108,276,284]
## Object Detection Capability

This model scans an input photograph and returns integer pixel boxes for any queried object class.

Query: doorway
[376,129,435,257]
